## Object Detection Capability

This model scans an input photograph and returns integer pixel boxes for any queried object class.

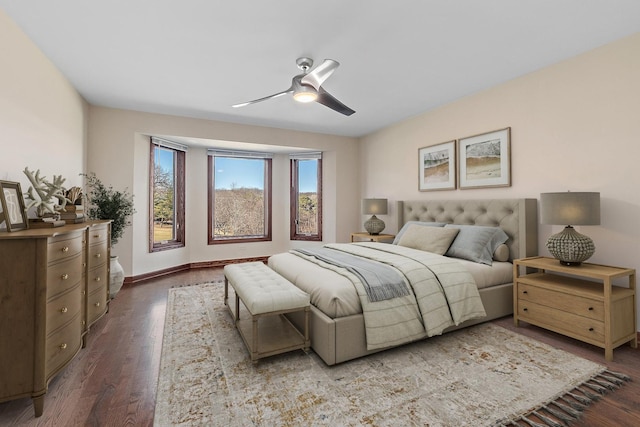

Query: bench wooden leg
[303,306,310,352]
[224,277,228,306]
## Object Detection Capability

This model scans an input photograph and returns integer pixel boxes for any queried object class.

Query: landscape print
[423,148,450,183]
[464,138,501,181]
[419,141,456,191]
[458,127,510,189]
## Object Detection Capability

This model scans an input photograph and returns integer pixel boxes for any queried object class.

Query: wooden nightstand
[513,256,637,361]
[350,232,395,243]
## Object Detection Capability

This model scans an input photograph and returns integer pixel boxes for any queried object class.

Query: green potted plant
[82,172,136,298]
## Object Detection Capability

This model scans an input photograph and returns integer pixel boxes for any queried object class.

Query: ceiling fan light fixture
[293,85,318,103]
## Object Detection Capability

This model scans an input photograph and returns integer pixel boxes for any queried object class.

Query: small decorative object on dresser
[0,180,29,231]
[362,198,387,235]
[541,191,600,265]
[513,256,637,361]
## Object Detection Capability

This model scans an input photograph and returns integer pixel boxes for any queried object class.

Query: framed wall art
[0,180,28,232]
[418,140,456,191]
[458,127,511,189]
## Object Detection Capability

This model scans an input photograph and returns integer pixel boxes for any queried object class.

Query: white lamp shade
[362,199,388,215]
[540,192,600,226]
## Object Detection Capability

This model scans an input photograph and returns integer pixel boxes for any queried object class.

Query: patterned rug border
[156,282,630,427]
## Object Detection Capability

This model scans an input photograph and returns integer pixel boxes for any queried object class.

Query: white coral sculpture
[23,167,69,217]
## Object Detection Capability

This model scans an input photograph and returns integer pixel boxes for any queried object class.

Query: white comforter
[290,242,486,350]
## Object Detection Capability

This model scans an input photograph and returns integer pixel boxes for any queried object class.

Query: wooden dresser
[0,221,111,416]
[514,256,637,361]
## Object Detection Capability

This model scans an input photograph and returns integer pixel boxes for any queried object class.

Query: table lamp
[540,192,600,266]
[362,198,387,235]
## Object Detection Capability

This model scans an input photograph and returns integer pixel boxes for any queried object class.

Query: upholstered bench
[223,262,310,362]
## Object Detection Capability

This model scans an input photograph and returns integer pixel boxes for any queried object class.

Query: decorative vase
[109,255,125,299]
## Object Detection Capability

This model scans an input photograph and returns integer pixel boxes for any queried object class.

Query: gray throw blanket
[292,247,409,302]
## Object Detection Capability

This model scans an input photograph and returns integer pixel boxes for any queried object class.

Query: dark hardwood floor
[0,268,638,426]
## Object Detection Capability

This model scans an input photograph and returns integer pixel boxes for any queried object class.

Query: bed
[268,198,537,365]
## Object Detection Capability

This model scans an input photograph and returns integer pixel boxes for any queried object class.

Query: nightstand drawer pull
[588,307,594,311]
[523,308,528,312]
[93,234,101,238]
[522,290,528,294]
[589,327,594,332]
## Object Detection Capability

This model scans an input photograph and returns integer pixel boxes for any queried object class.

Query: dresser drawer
[87,242,108,270]
[87,265,108,293]
[47,253,83,298]
[518,300,605,342]
[87,285,108,325]
[87,225,109,245]
[518,282,604,321]
[45,314,82,377]
[46,285,82,335]
[47,234,83,264]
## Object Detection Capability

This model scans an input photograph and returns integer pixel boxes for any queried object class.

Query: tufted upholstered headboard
[397,199,538,261]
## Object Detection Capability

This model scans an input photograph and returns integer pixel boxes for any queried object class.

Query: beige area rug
[154,282,629,427]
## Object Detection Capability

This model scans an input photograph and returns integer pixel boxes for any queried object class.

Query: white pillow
[393,221,447,245]
[397,224,460,255]
[444,225,509,265]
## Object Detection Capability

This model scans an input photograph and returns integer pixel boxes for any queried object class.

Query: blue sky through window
[158,152,317,192]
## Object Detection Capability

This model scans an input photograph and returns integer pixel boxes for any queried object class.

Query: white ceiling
[2,1,640,138]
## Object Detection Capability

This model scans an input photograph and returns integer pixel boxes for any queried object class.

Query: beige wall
[87,107,360,277]
[0,9,88,202]
[360,32,640,329]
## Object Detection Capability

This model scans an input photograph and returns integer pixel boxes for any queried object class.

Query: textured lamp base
[546,226,595,266]
[364,215,385,235]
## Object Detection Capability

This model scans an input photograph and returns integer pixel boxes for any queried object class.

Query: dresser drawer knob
[93,234,100,238]
[59,343,67,350]
[94,302,101,307]
[61,273,69,280]
[95,277,101,282]
[523,308,528,312]
[60,307,68,313]
[588,307,594,311]
[589,327,594,332]
[95,253,101,258]
[61,246,69,253]
[522,290,528,294]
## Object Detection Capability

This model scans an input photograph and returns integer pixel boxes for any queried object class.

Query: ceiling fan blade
[301,59,339,91]
[316,88,355,116]
[232,88,292,108]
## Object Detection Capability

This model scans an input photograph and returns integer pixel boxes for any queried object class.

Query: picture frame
[458,127,511,189]
[418,140,456,191]
[0,180,29,232]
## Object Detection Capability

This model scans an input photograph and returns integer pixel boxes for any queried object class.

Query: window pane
[296,159,318,235]
[213,157,268,239]
[153,147,176,243]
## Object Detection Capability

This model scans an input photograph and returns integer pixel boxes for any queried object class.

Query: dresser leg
[32,395,44,417]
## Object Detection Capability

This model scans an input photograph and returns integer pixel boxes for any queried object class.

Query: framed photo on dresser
[0,180,28,231]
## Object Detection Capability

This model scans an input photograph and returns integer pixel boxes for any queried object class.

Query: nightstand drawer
[518,300,605,342]
[518,283,603,321]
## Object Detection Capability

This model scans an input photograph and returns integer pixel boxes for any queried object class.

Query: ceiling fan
[232,57,355,116]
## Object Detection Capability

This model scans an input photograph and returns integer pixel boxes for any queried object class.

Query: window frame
[149,139,186,252]
[208,153,273,245]
[290,155,322,241]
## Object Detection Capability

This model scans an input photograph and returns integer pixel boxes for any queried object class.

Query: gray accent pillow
[393,221,447,245]
[396,225,460,255]
[444,224,509,265]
